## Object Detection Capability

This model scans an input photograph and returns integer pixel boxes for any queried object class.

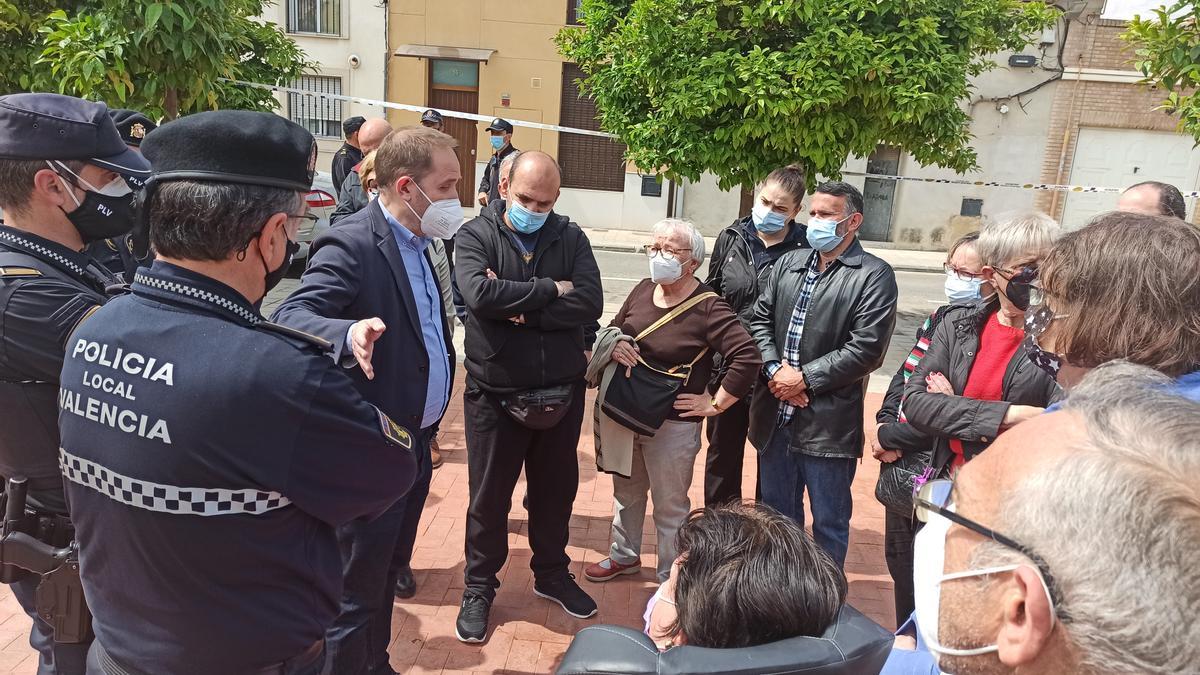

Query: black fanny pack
[498,383,577,430]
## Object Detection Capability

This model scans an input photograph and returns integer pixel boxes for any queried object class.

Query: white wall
[681,173,742,236]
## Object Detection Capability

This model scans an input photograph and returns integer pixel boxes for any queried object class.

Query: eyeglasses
[914,479,1068,620]
[288,212,320,224]
[644,244,692,260]
[943,263,984,282]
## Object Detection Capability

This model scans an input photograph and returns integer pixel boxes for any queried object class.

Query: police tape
[225,78,1200,198]
[222,79,620,139]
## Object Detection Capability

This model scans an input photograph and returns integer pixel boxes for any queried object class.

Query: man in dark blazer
[272,126,461,675]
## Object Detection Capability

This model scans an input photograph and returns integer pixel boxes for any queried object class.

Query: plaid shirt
[777,251,826,427]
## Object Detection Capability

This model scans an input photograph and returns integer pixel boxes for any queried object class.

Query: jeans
[609,420,703,582]
[326,427,433,675]
[12,574,89,675]
[703,394,752,506]
[757,430,857,568]
[885,509,921,625]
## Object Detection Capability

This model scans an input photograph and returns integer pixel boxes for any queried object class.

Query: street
[265,247,945,392]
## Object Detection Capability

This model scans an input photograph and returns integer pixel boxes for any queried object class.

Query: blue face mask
[944,271,984,304]
[806,214,852,252]
[490,135,505,151]
[508,200,550,234]
[752,202,788,234]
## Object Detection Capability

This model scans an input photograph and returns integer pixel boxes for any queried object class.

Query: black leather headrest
[555,604,894,675]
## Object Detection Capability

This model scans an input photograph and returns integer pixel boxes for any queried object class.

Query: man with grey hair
[749,180,898,568]
[909,360,1200,674]
[453,150,603,642]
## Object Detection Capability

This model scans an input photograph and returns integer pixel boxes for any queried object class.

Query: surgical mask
[507,200,550,234]
[649,252,683,284]
[262,234,299,296]
[944,271,984,304]
[490,136,505,151]
[806,214,851,253]
[403,181,464,240]
[751,202,788,234]
[49,161,136,244]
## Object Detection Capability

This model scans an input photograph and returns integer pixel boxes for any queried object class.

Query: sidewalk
[0,378,896,675]
[586,227,945,273]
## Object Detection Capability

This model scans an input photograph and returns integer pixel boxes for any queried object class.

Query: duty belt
[92,638,326,675]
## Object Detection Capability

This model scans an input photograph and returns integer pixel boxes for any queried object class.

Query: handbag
[600,292,717,436]
[497,383,577,430]
[874,449,935,515]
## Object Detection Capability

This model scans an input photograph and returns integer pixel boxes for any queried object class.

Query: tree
[5,0,312,120]
[1125,1,1200,140]
[556,0,1056,190]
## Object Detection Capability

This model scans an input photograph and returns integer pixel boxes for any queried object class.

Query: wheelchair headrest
[555,604,894,675]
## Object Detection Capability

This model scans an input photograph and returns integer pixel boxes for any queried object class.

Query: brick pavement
[0,379,894,674]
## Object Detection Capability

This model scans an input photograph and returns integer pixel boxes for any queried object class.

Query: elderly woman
[901,213,1062,476]
[1031,211,1200,399]
[585,218,761,583]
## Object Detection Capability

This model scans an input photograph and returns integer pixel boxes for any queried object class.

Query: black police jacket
[59,260,417,674]
[748,240,899,458]
[477,144,518,205]
[330,142,363,199]
[454,200,603,393]
[0,225,116,511]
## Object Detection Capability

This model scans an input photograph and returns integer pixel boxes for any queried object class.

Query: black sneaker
[533,573,598,619]
[455,592,491,643]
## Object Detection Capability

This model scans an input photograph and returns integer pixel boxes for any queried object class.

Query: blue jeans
[325,427,433,675]
[758,431,857,568]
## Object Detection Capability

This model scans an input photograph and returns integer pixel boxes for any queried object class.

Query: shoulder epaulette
[0,266,42,278]
[255,320,334,353]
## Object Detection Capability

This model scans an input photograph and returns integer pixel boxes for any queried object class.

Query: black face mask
[53,165,137,244]
[997,266,1038,312]
[263,236,300,295]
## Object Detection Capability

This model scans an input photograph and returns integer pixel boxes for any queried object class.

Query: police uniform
[84,109,156,282]
[478,118,517,205]
[57,111,418,675]
[330,115,366,198]
[0,93,151,675]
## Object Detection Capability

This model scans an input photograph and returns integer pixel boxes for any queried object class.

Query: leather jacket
[748,239,899,458]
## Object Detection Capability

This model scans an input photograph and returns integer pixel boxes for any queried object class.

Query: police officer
[331,115,366,198]
[476,118,517,207]
[85,108,157,282]
[0,92,150,674]
[57,111,419,675]
[420,109,444,131]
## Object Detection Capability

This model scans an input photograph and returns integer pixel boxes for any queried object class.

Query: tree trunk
[164,87,179,120]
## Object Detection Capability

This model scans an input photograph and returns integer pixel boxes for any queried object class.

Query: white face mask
[403,180,463,239]
[912,507,1056,662]
[944,271,983,304]
[649,252,684,284]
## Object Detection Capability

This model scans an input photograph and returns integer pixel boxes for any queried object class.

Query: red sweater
[948,313,1024,469]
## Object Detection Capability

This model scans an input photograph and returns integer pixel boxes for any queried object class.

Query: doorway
[861,144,901,242]
[428,59,479,207]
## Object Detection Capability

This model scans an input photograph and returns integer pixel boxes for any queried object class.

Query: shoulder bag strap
[634,291,718,342]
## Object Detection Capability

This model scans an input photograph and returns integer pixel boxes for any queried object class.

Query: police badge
[130,123,146,140]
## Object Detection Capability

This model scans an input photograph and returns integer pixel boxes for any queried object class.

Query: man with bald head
[452,150,604,642]
[906,361,1200,674]
[330,117,393,225]
[1116,180,1187,220]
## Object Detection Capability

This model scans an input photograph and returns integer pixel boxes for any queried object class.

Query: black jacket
[901,297,1061,472]
[454,200,603,393]
[706,217,808,328]
[874,306,956,454]
[330,142,362,199]
[748,240,899,458]
[330,171,369,226]
[477,144,518,205]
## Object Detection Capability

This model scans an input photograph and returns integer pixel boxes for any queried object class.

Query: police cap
[0,93,151,178]
[342,116,367,137]
[108,109,157,147]
[141,110,317,192]
[486,118,513,133]
[421,109,443,125]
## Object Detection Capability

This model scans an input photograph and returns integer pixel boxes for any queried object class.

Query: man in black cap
[330,117,394,226]
[85,108,158,282]
[477,117,517,207]
[420,109,444,131]
[0,91,150,674]
[57,109,418,675]
[331,115,367,198]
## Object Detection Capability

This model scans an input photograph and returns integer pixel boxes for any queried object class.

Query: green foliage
[1126,1,1200,139]
[2,0,312,119]
[557,0,1056,189]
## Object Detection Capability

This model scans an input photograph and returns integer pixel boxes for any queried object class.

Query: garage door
[1061,128,1200,230]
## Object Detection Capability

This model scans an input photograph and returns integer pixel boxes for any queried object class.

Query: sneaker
[534,573,598,619]
[455,592,491,643]
[583,557,641,583]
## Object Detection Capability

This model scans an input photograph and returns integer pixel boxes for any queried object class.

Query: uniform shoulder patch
[0,266,43,278]
[255,320,334,353]
[374,406,414,449]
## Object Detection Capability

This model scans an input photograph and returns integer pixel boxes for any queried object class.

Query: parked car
[296,171,336,269]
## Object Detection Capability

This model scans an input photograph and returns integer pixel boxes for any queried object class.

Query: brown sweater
[610,279,762,419]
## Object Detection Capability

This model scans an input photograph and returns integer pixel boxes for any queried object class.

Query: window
[287,0,341,35]
[567,0,583,25]
[559,63,627,192]
[288,75,343,138]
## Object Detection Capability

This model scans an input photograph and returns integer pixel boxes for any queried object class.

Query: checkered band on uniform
[134,272,261,325]
[60,449,291,516]
[0,229,84,276]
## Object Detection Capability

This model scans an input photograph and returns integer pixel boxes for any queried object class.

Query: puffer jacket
[901,297,1062,473]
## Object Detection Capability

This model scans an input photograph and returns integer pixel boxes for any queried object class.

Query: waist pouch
[498,384,576,430]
